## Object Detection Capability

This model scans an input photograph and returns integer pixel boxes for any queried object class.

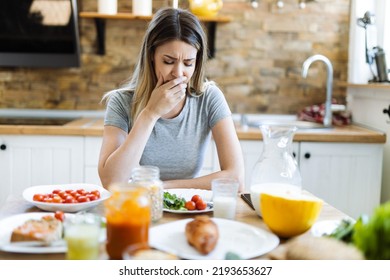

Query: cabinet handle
[0,144,6,151]
[293,152,296,158]
[383,105,390,118]
[304,152,311,159]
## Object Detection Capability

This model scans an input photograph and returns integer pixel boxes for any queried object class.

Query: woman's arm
[164,116,245,192]
[98,109,158,188]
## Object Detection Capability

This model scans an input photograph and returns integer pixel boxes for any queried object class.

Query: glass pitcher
[250,125,302,217]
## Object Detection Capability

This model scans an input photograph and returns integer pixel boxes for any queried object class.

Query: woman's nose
[171,63,184,78]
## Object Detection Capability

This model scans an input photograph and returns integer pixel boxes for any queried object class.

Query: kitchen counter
[0,117,386,143]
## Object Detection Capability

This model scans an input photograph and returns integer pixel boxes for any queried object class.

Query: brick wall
[0,0,350,114]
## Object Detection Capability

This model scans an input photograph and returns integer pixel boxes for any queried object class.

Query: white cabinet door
[0,135,84,207]
[299,142,383,219]
[240,140,299,192]
[84,136,103,186]
[347,88,390,203]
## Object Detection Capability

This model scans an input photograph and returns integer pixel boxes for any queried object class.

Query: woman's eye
[163,60,174,65]
[185,63,193,67]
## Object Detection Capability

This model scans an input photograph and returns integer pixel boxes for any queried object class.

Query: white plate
[23,183,111,213]
[0,212,106,254]
[163,189,213,214]
[150,218,279,260]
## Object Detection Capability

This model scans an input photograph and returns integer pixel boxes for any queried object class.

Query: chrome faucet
[302,54,333,127]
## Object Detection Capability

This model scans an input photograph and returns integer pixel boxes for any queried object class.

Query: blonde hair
[103,7,208,122]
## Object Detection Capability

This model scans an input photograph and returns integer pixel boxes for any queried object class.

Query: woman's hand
[145,74,187,119]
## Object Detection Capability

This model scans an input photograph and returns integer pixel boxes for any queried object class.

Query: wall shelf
[79,12,232,58]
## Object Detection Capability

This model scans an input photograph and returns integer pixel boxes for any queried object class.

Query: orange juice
[105,185,151,260]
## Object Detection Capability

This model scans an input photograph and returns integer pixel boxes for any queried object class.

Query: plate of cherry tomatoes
[23,183,111,213]
[163,188,213,214]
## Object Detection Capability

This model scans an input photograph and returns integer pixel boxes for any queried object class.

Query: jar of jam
[130,166,163,222]
[104,183,151,260]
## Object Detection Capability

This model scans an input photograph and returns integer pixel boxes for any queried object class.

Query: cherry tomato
[64,196,75,203]
[87,194,98,201]
[54,211,65,222]
[58,190,67,199]
[44,197,53,203]
[185,201,196,211]
[77,196,90,203]
[196,199,207,210]
[191,195,201,203]
[91,190,100,198]
[33,194,44,202]
[77,189,87,195]
[70,190,78,197]
[52,195,62,203]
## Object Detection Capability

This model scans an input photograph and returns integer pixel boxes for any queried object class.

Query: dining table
[0,192,349,260]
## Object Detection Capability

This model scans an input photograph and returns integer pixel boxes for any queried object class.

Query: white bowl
[23,183,111,213]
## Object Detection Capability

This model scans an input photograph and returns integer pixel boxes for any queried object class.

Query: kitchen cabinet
[84,136,103,186]
[299,142,382,219]
[0,135,84,207]
[240,140,383,219]
[347,85,390,205]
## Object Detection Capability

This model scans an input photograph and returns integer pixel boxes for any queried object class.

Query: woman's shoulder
[201,81,225,101]
[104,88,133,105]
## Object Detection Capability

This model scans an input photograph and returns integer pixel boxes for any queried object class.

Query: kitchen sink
[245,119,328,129]
[0,117,76,126]
[237,114,331,130]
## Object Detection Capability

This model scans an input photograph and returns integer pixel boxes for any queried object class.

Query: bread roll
[185,215,219,255]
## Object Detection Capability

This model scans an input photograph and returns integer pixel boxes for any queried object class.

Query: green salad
[163,192,187,211]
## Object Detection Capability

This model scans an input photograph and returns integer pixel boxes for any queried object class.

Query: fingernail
[181,76,187,81]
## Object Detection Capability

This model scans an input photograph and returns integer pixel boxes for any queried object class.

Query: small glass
[64,212,101,260]
[212,178,239,220]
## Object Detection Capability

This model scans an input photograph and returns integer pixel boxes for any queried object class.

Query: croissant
[185,215,219,254]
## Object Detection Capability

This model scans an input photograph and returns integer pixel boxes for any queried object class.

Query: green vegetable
[163,192,187,211]
[326,218,355,243]
[352,202,390,260]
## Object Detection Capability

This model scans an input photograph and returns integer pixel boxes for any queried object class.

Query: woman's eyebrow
[163,55,196,61]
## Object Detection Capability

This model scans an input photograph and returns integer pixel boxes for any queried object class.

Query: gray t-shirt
[104,84,231,180]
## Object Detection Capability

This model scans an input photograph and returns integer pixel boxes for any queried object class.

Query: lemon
[260,192,323,238]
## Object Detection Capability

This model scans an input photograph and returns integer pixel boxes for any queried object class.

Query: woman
[98,7,244,191]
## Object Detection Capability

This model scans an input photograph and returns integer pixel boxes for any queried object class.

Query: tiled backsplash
[0,0,350,114]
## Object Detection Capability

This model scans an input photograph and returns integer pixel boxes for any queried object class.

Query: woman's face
[153,40,197,84]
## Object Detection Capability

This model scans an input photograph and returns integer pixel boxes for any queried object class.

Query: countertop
[0,117,386,143]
